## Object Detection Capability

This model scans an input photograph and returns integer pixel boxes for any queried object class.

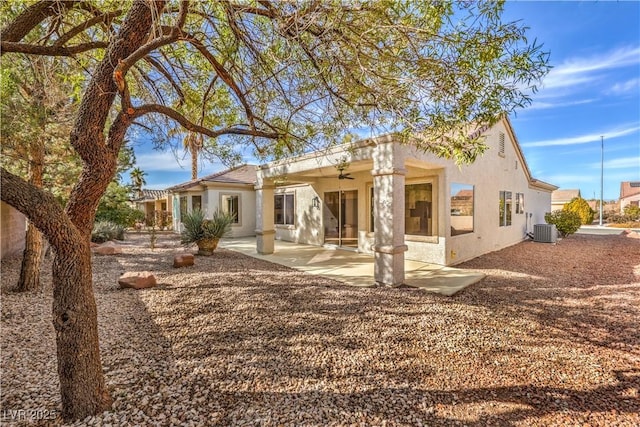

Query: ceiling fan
[337,165,354,180]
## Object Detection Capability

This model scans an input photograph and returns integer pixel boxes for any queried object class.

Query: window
[369,186,375,232]
[516,193,525,214]
[275,193,294,225]
[499,132,505,156]
[450,183,474,236]
[499,191,512,226]
[192,195,202,212]
[405,183,433,236]
[179,196,187,218]
[221,194,240,224]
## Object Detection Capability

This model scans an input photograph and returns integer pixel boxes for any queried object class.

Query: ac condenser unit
[533,224,557,243]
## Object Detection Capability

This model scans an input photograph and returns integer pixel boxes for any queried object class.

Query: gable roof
[552,189,581,203]
[620,181,640,199]
[131,189,167,202]
[166,164,257,192]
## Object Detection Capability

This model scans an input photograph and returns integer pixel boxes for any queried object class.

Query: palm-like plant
[180,209,235,255]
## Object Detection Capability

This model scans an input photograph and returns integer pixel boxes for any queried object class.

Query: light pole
[599,135,604,226]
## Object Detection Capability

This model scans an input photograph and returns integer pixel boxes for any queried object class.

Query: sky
[131,1,640,201]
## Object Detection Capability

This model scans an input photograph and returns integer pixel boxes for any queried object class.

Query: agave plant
[180,209,234,254]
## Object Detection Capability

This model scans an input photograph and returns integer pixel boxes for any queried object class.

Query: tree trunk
[16,222,44,291]
[191,142,198,180]
[16,69,46,292]
[52,238,111,420]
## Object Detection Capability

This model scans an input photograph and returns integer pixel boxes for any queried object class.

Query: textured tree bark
[52,240,111,420]
[17,221,43,291]
[17,62,46,292]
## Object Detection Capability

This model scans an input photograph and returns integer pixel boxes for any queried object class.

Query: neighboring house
[131,189,173,229]
[1,201,26,260]
[254,116,557,286]
[551,189,581,211]
[167,164,257,237]
[620,181,640,212]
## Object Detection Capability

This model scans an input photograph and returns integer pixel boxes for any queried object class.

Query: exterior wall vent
[534,224,557,243]
[499,132,505,156]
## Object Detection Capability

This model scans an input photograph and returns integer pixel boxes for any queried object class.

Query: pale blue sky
[132,1,640,201]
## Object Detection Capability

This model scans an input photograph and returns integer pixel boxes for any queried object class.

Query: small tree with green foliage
[623,204,640,221]
[545,210,581,237]
[563,197,595,225]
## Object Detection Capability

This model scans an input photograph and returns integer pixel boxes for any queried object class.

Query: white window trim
[274,191,295,226]
[404,178,437,238]
[220,192,242,226]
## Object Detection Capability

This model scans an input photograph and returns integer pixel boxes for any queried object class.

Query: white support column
[255,179,275,255]
[372,142,407,286]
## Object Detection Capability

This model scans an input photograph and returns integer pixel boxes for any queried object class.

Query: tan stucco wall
[1,201,26,259]
[621,193,640,213]
[262,118,554,266]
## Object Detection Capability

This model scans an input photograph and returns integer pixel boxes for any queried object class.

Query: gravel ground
[1,232,639,426]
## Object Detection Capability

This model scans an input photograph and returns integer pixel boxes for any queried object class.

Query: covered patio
[221,237,485,296]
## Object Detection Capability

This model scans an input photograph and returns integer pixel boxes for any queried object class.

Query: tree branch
[1,41,108,56]
[133,104,282,140]
[0,1,75,42]
[1,168,81,250]
[53,9,123,46]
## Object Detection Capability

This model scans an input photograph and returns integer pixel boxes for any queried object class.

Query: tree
[183,131,202,180]
[129,167,147,198]
[1,52,79,291]
[564,197,595,225]
[0,0,549,420]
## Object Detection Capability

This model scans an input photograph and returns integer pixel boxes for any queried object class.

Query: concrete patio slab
[221,237,485,296]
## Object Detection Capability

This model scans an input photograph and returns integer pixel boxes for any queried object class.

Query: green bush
[92,221,125,243]
[563,197,595,225]
[545,210,581,237]
[623,204,640,221]
[95,206,145,228]
[180,209,234,245]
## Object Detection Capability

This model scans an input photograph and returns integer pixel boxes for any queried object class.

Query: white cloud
[526,98,595,111]
[591,156,640,170]
[135,151,190,172]
[542,45,640,90]
[522,124,640,147]
[607,77,640,96]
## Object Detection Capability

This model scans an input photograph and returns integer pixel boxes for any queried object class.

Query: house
[131,189,173,229]
[1,201,26,259]
[620,181,640,213]
[551,189,581,211]
[167,164,257,237]
[254,116,557,286]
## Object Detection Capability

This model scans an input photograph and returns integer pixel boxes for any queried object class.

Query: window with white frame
[221,193,240,224]
[192,195,202,212]
[450,183,474,236]
[405,182,433,236]
[516,193,525,214]
[275,193,294,225]
[499,191,512,226]
[179,196,187,218]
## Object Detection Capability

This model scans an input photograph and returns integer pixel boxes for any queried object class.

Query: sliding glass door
[323,190,358,248]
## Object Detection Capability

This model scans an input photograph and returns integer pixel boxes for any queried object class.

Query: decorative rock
[93,244,122,255]
[118,271,157,289]
[173,253,195,268]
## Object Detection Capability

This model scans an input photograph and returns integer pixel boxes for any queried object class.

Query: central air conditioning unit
[533,224,557,243]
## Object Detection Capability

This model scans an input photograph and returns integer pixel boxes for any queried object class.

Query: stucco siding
[1,202,26,259]
[204,188,257,238]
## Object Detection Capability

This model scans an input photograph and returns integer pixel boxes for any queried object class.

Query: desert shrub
[95,206,144,228]
[92,221,125,243]
[563,197,595,225]
[545,210,581,237]
[623,204,640,221]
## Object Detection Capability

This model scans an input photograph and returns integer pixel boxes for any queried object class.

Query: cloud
[590,156,640,170]
[135,151,190,172]
[526,98,595,111]
[607,77,640,96]
[522,124,640,147]
[542,45,640,90]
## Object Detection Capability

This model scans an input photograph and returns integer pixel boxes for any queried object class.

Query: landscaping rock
[118,271,157,289]
[93,243,123,255]
[173,254,195,268]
